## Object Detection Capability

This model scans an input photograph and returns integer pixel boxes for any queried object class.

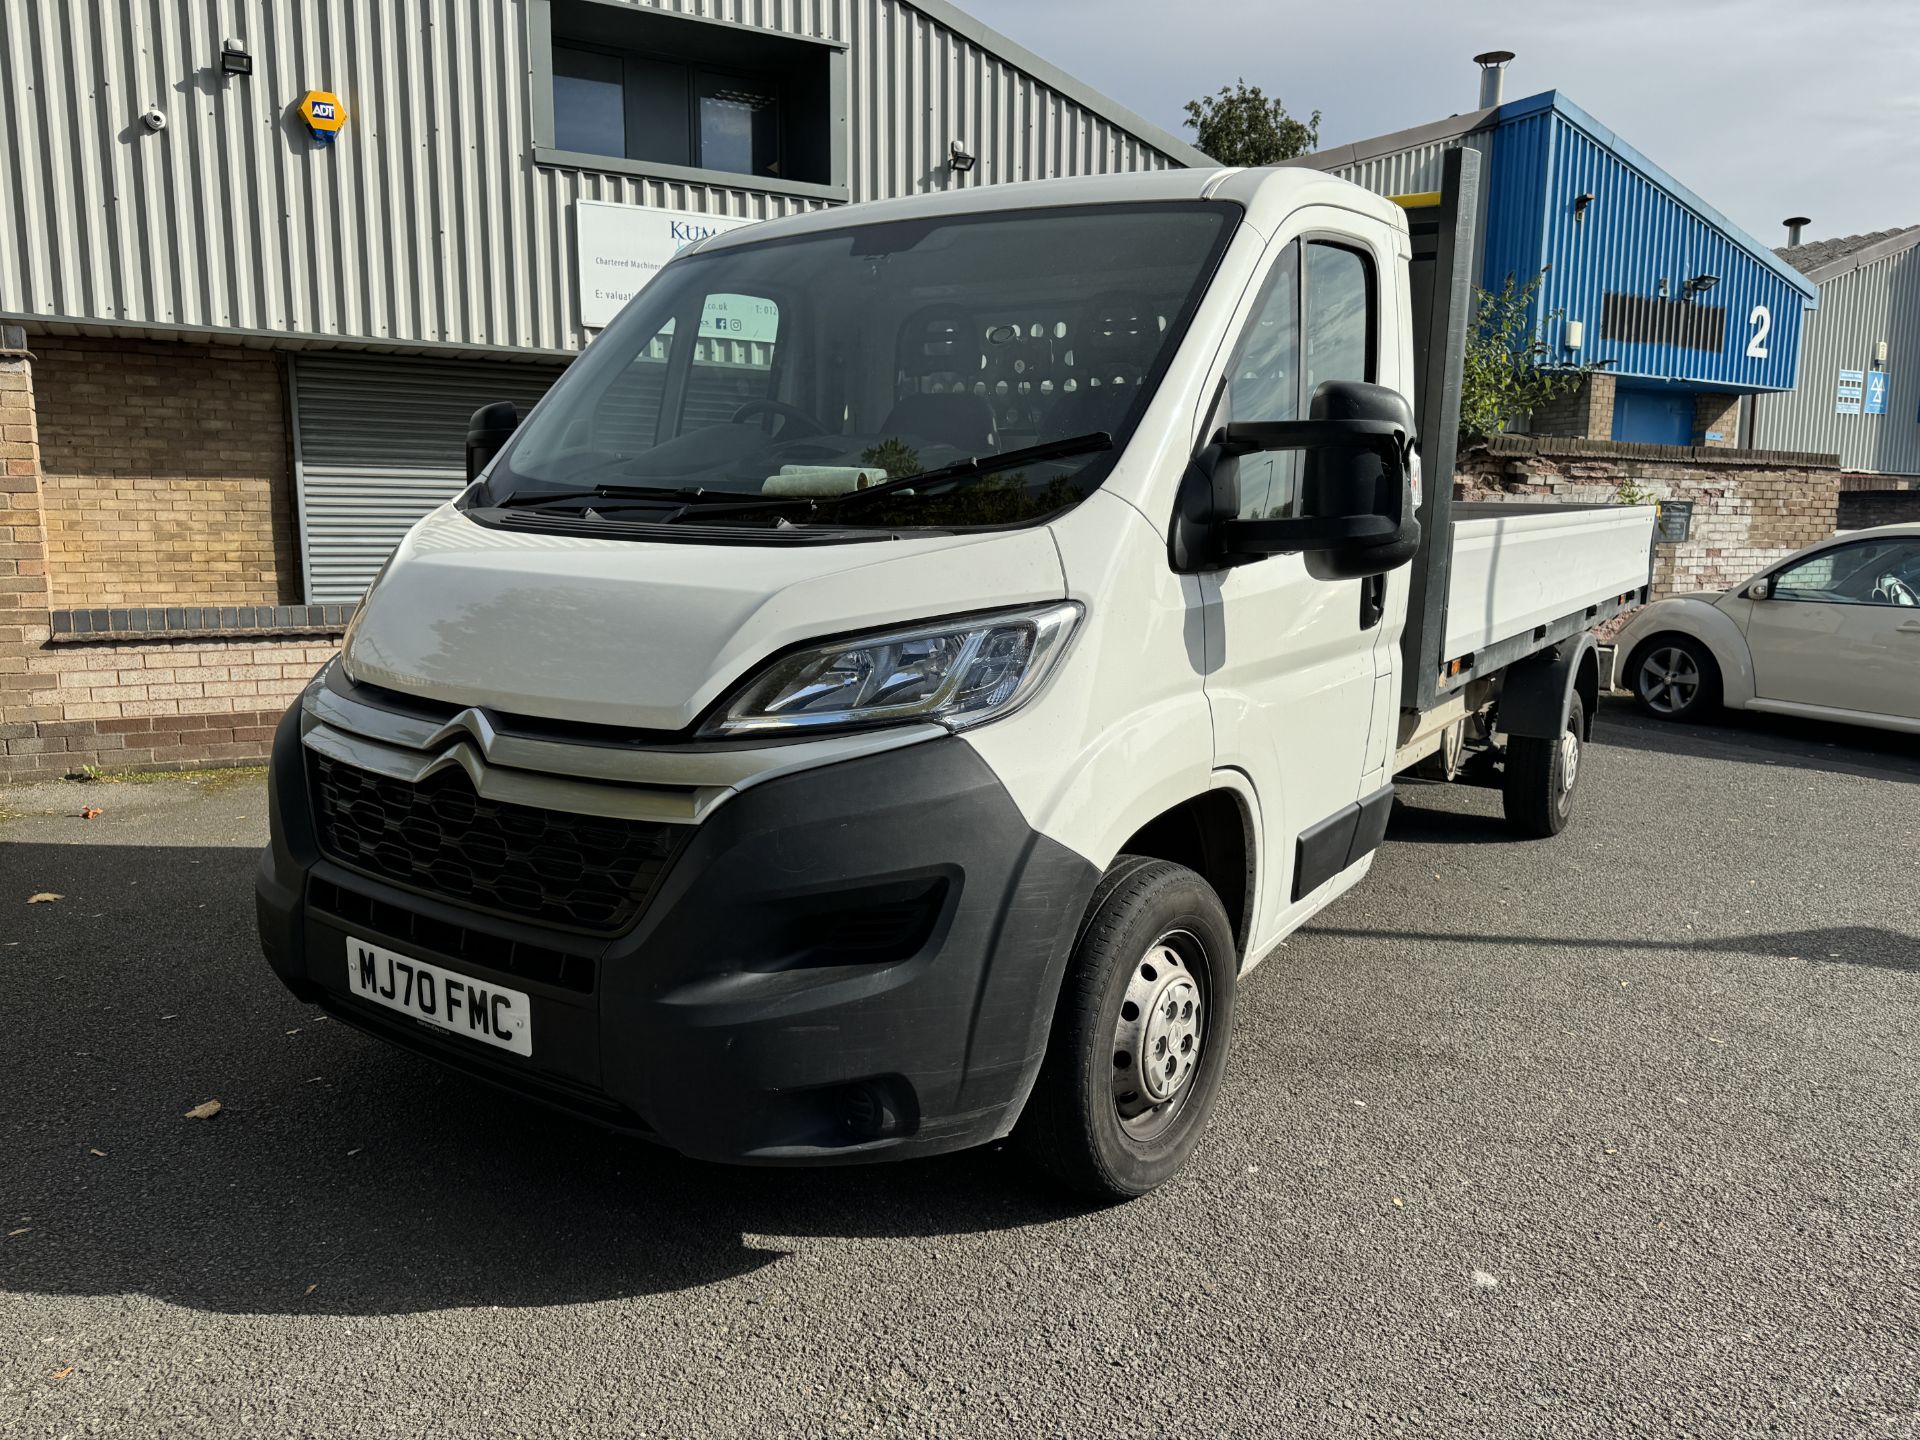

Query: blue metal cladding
[1480,94,1815,393]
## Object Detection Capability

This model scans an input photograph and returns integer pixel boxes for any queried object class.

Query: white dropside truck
[258,150,1654,1197]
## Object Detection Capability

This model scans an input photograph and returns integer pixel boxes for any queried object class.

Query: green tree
[1458,273,1600,441]
[1183,80,1320,166]
[859,437,923,481]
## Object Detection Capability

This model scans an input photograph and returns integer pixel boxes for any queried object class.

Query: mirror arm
[1220,513,1399,557]
[1216,418,1411,461]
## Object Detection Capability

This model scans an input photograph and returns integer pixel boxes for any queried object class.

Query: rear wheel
[1503,692,1585,838]
[1017,857,1237,1201]
[1629,635,1720,721]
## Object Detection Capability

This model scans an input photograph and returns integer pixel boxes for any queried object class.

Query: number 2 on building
[1746,304,1771,360]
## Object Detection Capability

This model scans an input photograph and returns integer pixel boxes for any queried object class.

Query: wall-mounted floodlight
[947,140,976,174]
[1682,274,1720,301]
[1572,192,1594,222]
[220,38,252,76]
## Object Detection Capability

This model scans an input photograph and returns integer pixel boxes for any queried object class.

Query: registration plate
[345,937,533,1057]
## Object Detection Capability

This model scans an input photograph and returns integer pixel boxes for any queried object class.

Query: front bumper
[256,705,1099,1163]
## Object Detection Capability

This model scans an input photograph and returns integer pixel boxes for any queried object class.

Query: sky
[960,0,1920,248]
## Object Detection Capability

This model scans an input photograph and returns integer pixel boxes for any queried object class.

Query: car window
[1304,241,1376,399]
[1773,538,1920,607]
[1223,242,1300,520]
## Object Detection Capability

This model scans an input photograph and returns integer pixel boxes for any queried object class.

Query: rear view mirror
[1170,380,1421,578]
[466,401,520,482]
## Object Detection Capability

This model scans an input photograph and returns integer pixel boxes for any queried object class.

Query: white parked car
[1614,523,1920,734]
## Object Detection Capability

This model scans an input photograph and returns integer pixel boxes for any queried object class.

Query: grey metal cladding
[1750,240,1920,476]
[0,0,1191,357]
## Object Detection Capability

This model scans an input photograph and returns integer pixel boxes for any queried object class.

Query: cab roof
[689,167,1407,253]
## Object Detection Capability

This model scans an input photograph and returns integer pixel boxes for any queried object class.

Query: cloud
[963,0,1914,242]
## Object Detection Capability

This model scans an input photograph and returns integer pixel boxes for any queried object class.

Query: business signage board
[574,201,757,330]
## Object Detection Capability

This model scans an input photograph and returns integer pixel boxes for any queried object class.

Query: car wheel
[1629,635,1720,721]
[1016,856,1237,1201]
[1503,691,1585,838]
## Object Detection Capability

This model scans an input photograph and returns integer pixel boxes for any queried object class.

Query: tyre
[1628,634,1720,722]
[1017,856,1237,1201]
[1502,691,1585,838]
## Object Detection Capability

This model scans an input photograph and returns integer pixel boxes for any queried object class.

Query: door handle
[1900,619,1920,633]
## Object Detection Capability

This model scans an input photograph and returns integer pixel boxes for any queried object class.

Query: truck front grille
[308,752,681,933]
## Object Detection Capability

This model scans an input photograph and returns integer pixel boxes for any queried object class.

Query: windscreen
[477,202,1235,531]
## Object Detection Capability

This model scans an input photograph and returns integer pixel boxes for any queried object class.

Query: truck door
[1200,220,1394,938]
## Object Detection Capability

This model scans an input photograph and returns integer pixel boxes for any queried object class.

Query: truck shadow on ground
[0,840,1092,1318]
[1301,922,1920,976]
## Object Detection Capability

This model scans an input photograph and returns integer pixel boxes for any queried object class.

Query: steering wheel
[1874,573,1919,607]
[731,399,826,439]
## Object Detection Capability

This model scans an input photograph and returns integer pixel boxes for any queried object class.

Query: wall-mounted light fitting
[220,38,252,76]
[947,140,976,174]
[1572,191,1594,222]
[1682,273,1720,301]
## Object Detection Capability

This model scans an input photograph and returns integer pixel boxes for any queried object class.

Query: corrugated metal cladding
[292,353,564,601]
[0,0,1186,357]
[1322,131,1492,202]
[1751,244,1920,474]
[1311,92,1814,394]
[1515,106,1807,393]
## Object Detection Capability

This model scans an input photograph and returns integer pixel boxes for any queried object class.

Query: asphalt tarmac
[3,699,1916,1437]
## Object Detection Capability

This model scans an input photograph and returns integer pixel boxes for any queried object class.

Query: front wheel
[1017,857,1237,1201]
[1629,635,1720,722]
[1502,692,1585,838]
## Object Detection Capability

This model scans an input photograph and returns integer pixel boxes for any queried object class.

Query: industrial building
[1293,56,1843,602]
[1751,225,1920,497]
[1296,60,1819,448]
[0,0,1205,778]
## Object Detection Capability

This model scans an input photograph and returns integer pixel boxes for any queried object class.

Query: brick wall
[1693,392,1740,448]
[1529,373,1616,441]
[4,639,333,776]
[1459,435,1841,599]
[33,337,298,608]
[1838,488,1920,529]
[0,334,55,761]
[0,336,334,781]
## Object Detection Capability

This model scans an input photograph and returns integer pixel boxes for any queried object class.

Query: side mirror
[1748,577,1771,600]
[1169,380,1420,578]
[465,401,520,482]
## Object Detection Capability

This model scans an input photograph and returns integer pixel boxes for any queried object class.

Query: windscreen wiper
[494,482,698,509]
[823,432,1114,510]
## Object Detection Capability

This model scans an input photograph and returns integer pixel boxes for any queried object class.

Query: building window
[553,46,625,157]
[541,2,841,192]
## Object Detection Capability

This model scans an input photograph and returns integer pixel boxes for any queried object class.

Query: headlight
[702,602,1082,738]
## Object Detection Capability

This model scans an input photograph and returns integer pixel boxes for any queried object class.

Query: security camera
[141,107,167,132]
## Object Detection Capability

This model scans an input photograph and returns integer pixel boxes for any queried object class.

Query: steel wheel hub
[1640,647,1700,714]
[1559,726,1580,791]
[1112,936,1206,1127]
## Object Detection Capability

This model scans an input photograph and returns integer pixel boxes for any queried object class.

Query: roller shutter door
[291,353,567,603]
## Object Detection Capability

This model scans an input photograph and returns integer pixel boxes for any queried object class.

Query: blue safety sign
[1864,369,1890,416]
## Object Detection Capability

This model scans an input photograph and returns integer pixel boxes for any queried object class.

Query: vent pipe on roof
[1783,216,1811,247]
[1474,51,1515,109]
